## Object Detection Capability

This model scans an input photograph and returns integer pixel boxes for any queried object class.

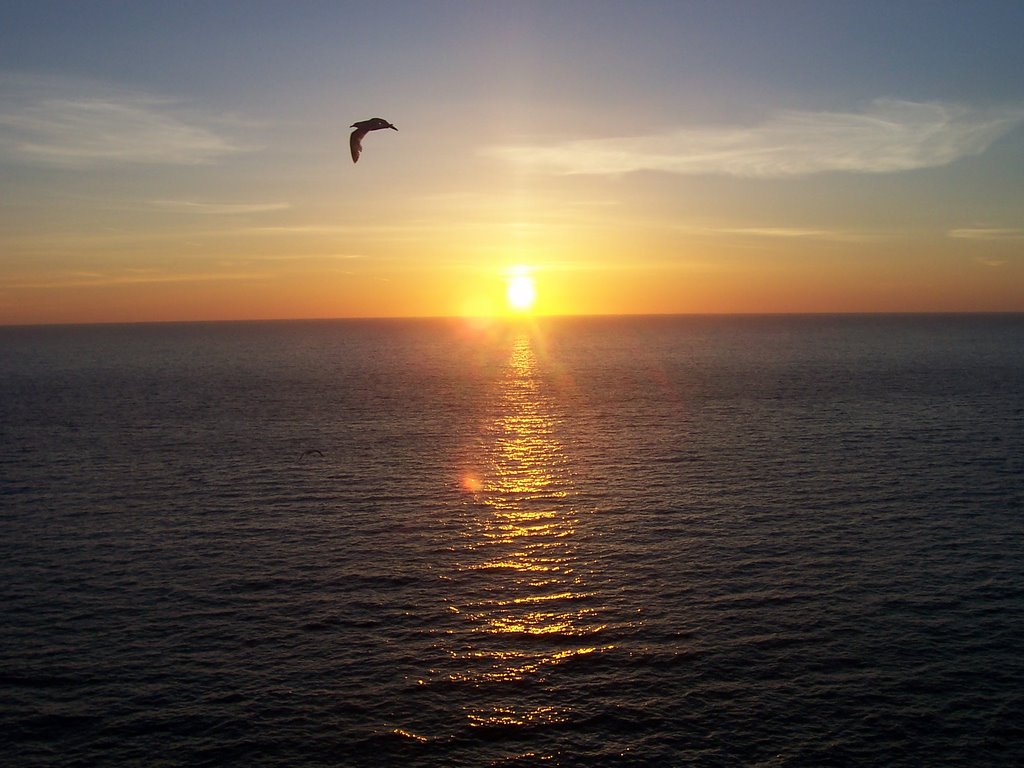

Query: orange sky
[2,4,1023,324]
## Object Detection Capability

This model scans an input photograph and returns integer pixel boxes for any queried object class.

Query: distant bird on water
[350,117,397,163]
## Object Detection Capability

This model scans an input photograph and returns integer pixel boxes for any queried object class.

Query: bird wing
[350,128,367,163]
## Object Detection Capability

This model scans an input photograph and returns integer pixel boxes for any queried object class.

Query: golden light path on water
[445,328,611,734]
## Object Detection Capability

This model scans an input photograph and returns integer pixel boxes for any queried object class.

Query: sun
[506,272,537,313]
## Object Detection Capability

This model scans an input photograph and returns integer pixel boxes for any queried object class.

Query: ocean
[1,314,1022,767]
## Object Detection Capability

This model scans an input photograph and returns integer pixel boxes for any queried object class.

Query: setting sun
[506,272,537,313]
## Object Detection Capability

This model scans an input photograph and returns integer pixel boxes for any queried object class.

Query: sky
[2,0,1023,324]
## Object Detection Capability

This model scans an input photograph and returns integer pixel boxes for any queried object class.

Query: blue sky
[2,1,1023,322]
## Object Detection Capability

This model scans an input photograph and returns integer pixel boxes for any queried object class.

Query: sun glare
[506,272,537,313]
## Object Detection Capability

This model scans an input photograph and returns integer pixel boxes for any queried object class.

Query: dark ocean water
[1,314,1022,767]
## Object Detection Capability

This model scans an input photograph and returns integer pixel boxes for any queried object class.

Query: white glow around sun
[506,271,537,312]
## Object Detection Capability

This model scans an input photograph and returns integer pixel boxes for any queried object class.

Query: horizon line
[3,309,1022,330]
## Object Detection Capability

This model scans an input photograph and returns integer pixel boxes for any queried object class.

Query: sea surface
[1,314,1022,767]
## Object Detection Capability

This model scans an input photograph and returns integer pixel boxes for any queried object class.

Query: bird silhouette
[350,118,397,163]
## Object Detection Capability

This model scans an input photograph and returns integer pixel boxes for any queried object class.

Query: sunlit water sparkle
[1,315,1022,767]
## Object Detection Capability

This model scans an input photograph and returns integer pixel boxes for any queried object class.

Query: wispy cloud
[7,269,270,289]
[488,99,1024,178]
[663,222,890,243]
[0,76,247,167]
[225,252,368,263]
[948,227,1024,240]
[696,226,851,240]
[148,199,291,215]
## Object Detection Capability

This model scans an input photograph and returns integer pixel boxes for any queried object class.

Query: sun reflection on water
[442,329,610,733]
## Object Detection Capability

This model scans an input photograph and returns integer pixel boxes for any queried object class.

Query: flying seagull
[350,117,397,163]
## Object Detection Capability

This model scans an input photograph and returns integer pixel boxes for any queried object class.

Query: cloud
[148,199,291,215]
[948,227,1024,240]
[488,99,1024,178]
[663,222,889,243]
[694,225,850,240]
[227,252,368,262]
[0,76,246,167]
[8,270,269,289]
